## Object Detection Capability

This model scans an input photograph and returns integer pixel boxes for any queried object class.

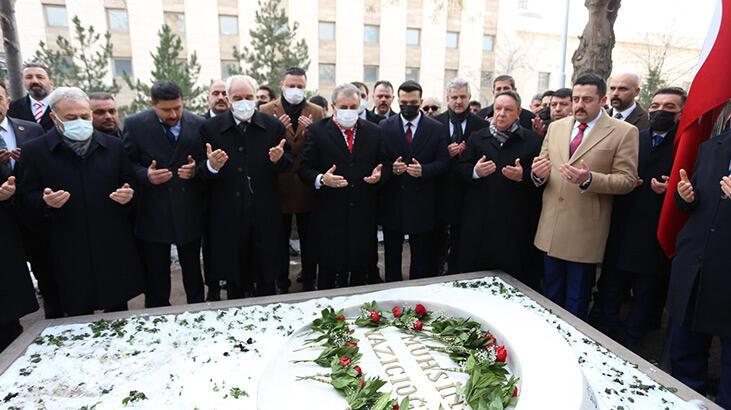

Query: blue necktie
[163,124,177,144]
[652,134,664,148]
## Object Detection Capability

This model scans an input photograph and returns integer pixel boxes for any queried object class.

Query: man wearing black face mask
[596,87,686,353]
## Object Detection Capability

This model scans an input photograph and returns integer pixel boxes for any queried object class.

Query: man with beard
[372,80,398,118]
[88,92,121,138]
[260,67,324,292]
[433,78,489,274]
[204,80,228,119]
[458,91,543,287]
[351,81,384,124]
[8,62,55,131]
[607,73,650,131]
[379,80,449,281]
[299,83,384,289]
[598,87,686,350]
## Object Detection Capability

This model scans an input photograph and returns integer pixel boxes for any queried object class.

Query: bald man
[204,80,228,119]
[607,73,649,130]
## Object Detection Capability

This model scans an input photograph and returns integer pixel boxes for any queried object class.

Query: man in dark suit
[203,80,228,119]
[0,82,59,319]
[89,92,122,138]
[201,75,292,298]
[15,87,143,316]
[379,80,449,281]
[607,73,650,131]
[598,87,686,349]
[352,81,385,124]
[458,91,543,288]
[477,75,535,129]
[669,128,731,409]
[8,62,55,131]
[123,80,206,307]
[372,80,398,118]
[433,77,489,274]
[299,83,384,289]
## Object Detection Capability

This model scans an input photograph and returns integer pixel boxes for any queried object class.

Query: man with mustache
[372,80,398,118]
[8,62,55,131]
[88,92,121,138]
[607,73,650,131]
[204,80,228,119]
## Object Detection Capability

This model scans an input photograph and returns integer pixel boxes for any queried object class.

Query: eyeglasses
[422,105,440,112]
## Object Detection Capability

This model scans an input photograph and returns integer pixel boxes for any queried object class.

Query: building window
[406,28,420,46]
[364,65,379,83]
[113,58,133,78]
[446,32,459,49]
[45,5,68,27]
[483,35,495,52]
[444,69,458,90]
[405,67,420,82]
[538,72,551,90]
[319,63,335,83]
[319,21,335,41]
[165,13,185,34]
[106,9,129,32]
[518,0,530,10]
[364,25,379,44]
[481,71,494,89]
[219,15,238,36]
[221,60,238,79]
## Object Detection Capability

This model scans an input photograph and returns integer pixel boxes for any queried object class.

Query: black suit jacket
[669,129,731,337]
[8,95,54,131]
[123,109,206,244]
[379,114,449,234]
[477,104,535,130]
[608,104,650,131]
[433,111,489,224]
[604,128,674,275]
[364,110,385,125]
[300,118,383,271]
[6,116,46,149]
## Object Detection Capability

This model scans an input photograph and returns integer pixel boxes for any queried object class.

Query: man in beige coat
[260,67,324,292]
[531,74,638,319]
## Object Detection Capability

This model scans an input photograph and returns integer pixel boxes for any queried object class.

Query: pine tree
[231,0,310,88]
[122,24,207,116]
[33,16,119,93]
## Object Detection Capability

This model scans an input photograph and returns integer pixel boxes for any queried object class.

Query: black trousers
[279,212,316,290]
[228,221,276,298]
[383,229,435,282]
[0,320,22,354]
[434,222,462,275]
[22,231,62,318]
[317,266,367,291]
[139,239,204,308]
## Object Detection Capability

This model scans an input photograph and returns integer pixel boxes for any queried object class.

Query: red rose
[354,365,362,376]
[496,345,507,362]
[392,306,402,318]
[513,386,518,397]
[415,304,427,316]
[339,357,352,367]
[370,310,381,323]
[359,380,366,389]
[413,319,423,331]
[346,341,358,347]
[337,315,345,321]
[393,405,400,410]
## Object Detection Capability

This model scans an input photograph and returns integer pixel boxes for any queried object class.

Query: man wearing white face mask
[201,75,293,298]
[260,67,324,292]
[299,83,384,289]
[15,87,144,316]
[351,81,384,125]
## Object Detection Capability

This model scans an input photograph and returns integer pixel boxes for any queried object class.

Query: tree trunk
[0,0,24,99]
[571,0,621,83]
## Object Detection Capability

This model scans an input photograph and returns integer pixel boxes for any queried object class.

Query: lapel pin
[18,126,25,131]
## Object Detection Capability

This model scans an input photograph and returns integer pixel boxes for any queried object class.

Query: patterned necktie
[33,102,44,123]
[570,123,588,157]
[614,112,623,120]
[652,134,664,148]
[345,128,354,153]
[0,126,8,165]
[405,122,413,145]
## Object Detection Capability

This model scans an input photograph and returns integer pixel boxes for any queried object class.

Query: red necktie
[570,122,588,157]
[345,128,354,153]
[33,102,44,123]
[405,122,413,144]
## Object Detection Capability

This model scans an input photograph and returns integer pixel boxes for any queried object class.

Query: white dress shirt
[29,96,50,118]
[401,112,422,138]
[448,119,467,139]
[570,110,603,149]
[0,117,18,169]
[612,102,636,121]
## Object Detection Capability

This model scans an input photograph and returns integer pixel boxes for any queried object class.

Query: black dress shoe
[206,287,221,302]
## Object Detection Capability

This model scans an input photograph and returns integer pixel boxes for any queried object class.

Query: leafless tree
[571,0,621,82]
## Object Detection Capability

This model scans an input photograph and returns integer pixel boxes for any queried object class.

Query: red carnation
[346,341,358,347]
[359,380,366,389]
[392,306,402,318]
[337,315,345,321]
[513,386,518,397]
[415,304,427,317]
[413,319,423,331]
[370,310,381,323]
[496,345,507,362]
[339,357,352,367]
[354,365,362,376]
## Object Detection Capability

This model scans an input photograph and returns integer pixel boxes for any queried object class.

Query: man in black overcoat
[299,83,384,289]
[200,75,293,298]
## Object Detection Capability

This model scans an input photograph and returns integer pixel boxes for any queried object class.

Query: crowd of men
[0,62,729,406]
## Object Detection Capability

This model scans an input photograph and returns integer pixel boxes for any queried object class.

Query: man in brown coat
[260,67,324,292]
[531,74,638,320]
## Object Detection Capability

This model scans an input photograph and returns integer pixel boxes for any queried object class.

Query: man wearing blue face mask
[15,87,144,316]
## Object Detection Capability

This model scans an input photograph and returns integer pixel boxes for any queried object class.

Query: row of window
[319,22,495,51]
[43,5,239,36]
[316,64,497,89]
